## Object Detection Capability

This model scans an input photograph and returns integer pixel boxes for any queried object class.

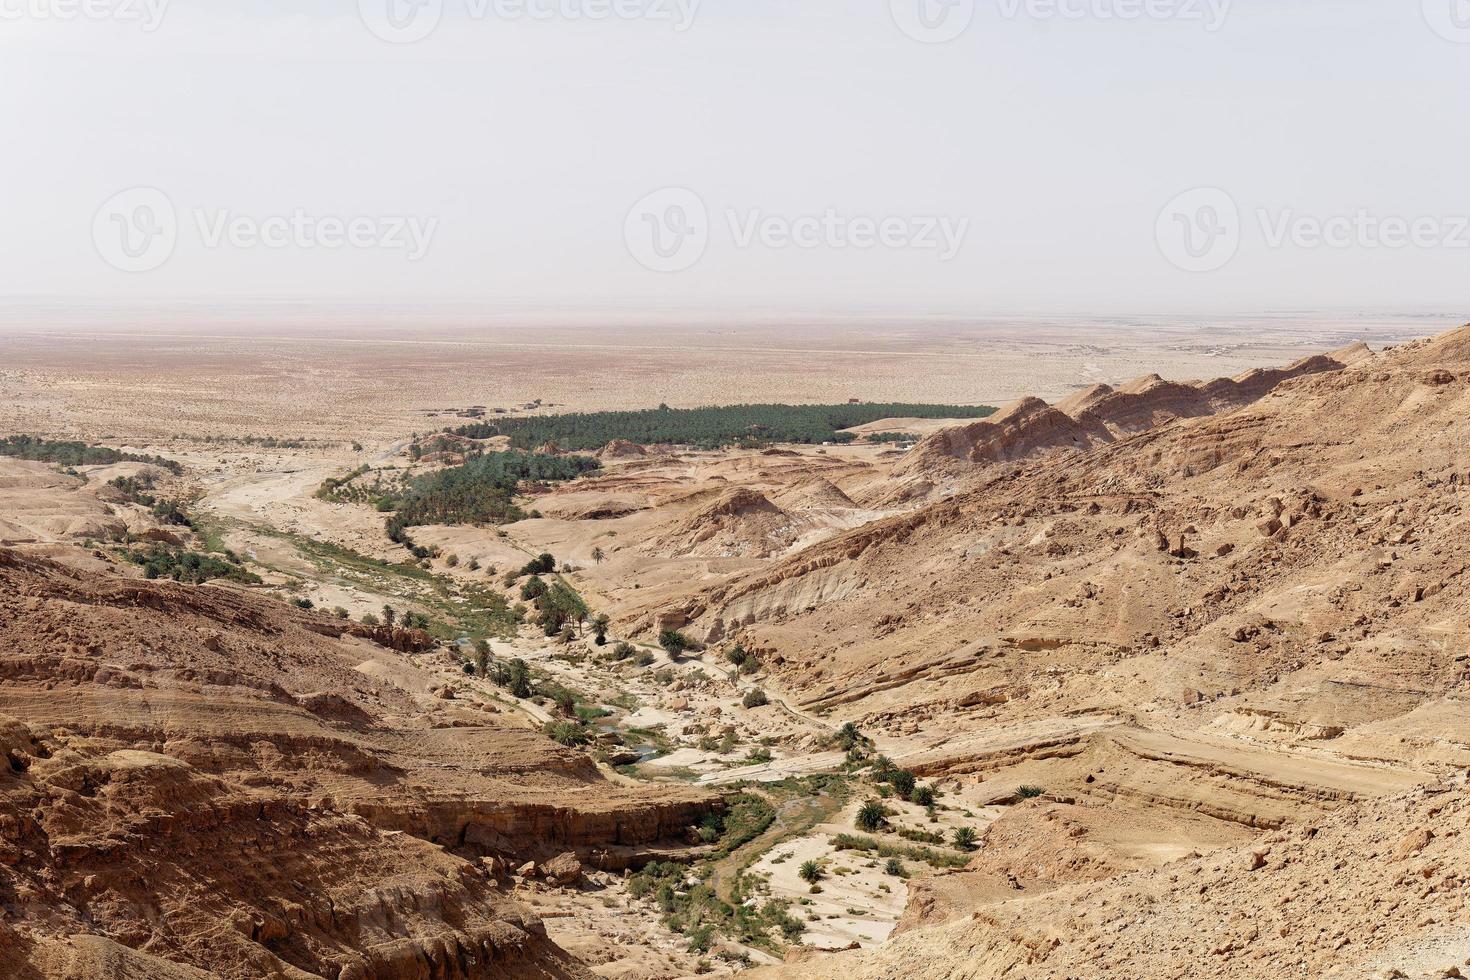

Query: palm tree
[952,826,978,851]
[855,800,888,833]
[798,860,823,885]
[591,546,605,564]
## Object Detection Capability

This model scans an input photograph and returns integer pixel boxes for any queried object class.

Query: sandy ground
[0,314,1447,441]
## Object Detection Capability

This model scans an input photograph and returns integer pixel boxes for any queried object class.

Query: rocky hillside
[0,549,712,979]
[762,778,1470,979]
[658,325,1470,978]
[671,328,1470,741]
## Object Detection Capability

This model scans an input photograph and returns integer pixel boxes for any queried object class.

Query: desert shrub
[543,721,590,747]
[123,546,259,585]
[896,827,944,845]
[1017,785,1045,799]
[911,785,935,808]
[952,826,978,851]
[883,857,905,877]
[741,688,769,709]
[798,860,823,885]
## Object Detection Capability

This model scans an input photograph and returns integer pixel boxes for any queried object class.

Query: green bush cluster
[0,435,182,474]
[123,546,260,585]
[450,403,997,452]
[383,452,598,551]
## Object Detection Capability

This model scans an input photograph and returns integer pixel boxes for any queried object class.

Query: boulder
[543,852,583,887]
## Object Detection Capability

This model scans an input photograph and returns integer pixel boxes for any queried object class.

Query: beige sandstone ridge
[0,549,713,980]
[609,325,1470,977]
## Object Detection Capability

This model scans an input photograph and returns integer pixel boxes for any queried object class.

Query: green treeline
[383,450,599,544]
[0,435,183,474]
[450,403,997,451]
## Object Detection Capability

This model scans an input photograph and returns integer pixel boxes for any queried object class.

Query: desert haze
[3,313,1470,979]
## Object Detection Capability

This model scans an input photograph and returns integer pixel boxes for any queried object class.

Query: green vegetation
[628,861,803,954]
[543,720,591,746]
[830,833,972,870]
[450,402,997,452]
[0,435,182,474]
[490,658,534,699]
[382,451,599,550]
[626,793,810,954]
[864,431,921,444]
[315,465,369,500]
[896,826,945,845]
[253,526,519,639]
[660,629,693,657]
[1017,785,1045,799]
[952,826,979,851]
[855,800,890,832]
[741,688,769,709]
[122,545,260,585]
[798,860,823,885]
[883,857,906,877]
[834,721,869,753]
[106,473,160,506]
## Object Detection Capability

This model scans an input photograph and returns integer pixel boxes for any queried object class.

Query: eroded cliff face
[0,549,715,979]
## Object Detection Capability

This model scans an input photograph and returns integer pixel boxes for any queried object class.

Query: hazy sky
[2,0,1467,315]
